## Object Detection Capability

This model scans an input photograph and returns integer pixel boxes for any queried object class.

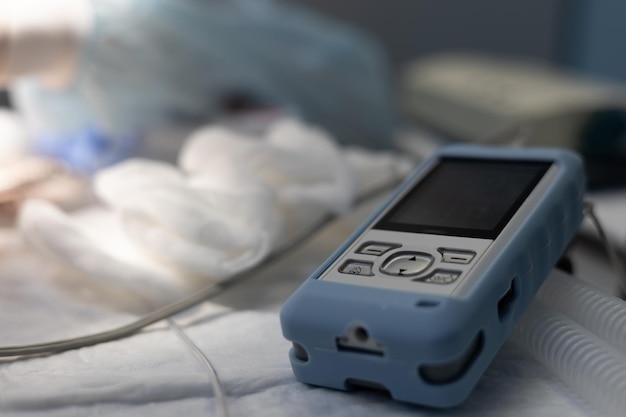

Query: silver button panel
[321,228,492,296]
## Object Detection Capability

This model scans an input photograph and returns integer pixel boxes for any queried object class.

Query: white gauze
[18,118,411,307]
[180,118,358,243]
[93,158,282,280]
[18,199,186,304]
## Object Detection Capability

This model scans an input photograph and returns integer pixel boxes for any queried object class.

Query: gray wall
[563,0,626,82]
[293,0,565,71]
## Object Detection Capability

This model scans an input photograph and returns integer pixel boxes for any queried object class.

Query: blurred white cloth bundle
[18,119,412,307]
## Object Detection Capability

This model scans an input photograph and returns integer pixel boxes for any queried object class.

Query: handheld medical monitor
[280,145,585,407]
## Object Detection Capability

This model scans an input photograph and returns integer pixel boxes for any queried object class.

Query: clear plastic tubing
[512,300,626,417]
[536,270,626,354]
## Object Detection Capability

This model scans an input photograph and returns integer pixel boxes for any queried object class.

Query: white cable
[0,278,229,357]
[583,201,626,297]
[168,318,230,417]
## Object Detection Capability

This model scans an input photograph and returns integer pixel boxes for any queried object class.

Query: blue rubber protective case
[280,145,585,408]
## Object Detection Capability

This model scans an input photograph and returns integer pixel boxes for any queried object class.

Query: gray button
[438,248,476,264]
[356,241,402,256]
[380,252,433,277]
[419,270,461,285]
[339,260,374,276]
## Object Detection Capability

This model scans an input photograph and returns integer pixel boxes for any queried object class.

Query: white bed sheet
[0,197,596,417]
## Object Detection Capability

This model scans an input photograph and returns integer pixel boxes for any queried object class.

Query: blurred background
[295,0,626,189]
[294,0,625,81]
[1,0,626,218]
[3,1,623,102]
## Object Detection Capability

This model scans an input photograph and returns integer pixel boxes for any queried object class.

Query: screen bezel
[374,157,552,240]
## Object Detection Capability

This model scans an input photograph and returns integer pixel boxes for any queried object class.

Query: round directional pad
[380,251,433,277]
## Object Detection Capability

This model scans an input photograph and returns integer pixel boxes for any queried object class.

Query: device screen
[375,158,552,239]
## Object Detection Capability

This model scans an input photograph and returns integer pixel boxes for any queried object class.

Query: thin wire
[583,201,626,297]
[0,179,401,358]
[0,278,228,357]
[167,318,230,417]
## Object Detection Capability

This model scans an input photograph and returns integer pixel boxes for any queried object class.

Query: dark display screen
[375,158,552,239]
